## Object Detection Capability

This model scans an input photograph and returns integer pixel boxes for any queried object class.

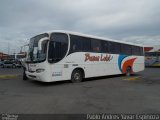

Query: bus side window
[70,35,91,53]
[114,43,121,54]
[108,42,121,54]
[81,37,91,52]
[70,35,82,53]
[108,42,115,54]
[121,44,132,55]
[91,39,101,52]
[132,46,141,56]
[101,41,108,53]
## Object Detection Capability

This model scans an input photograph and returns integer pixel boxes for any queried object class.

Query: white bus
[145,46,160,67]
[25,30,144,82]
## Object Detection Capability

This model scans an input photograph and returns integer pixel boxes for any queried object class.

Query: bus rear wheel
[71,69,82,83]
[126,66,131,76]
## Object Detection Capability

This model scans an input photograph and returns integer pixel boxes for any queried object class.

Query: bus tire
[71,69,83,83]
[126,66,131,76]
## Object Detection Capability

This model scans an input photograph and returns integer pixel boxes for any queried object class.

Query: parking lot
[0,67,160,113]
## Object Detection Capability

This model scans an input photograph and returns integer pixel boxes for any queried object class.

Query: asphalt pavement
[0,67,160,114]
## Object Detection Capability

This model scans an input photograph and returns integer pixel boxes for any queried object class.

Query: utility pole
[14,49,15,54]
[8,42,10,55]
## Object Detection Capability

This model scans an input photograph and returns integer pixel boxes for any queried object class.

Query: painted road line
[123,76,142,81]
[152,63,160,67]
[0,75,19,79]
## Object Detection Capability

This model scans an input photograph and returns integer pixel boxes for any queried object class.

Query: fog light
[36,68,45,73]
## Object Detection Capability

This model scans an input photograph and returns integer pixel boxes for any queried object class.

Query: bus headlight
[36,68,45,73]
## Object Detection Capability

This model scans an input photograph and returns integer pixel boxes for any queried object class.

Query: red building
[0,52,9,60]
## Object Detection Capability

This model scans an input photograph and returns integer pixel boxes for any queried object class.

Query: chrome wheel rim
[74,73,80,81]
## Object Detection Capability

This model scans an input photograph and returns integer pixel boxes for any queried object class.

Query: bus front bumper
[25,71,49,82]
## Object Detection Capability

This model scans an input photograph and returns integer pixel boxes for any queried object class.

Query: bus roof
[37,30,144,47]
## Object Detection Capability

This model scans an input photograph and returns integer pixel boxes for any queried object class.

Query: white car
[0,61,3,67]
[1,60,21,68]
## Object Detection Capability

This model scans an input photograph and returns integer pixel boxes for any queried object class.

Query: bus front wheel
[71,69,83,83]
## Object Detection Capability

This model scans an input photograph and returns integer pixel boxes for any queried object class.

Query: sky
[0,0,160,54]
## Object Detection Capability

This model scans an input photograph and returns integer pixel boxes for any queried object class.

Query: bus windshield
[29,33,49,62]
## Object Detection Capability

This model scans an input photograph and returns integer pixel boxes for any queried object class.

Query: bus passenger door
[48,33,68,81]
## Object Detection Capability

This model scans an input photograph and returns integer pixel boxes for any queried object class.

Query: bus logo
[85,53,113,62]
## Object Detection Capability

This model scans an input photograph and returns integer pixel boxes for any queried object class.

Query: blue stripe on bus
[118,55,127,72]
